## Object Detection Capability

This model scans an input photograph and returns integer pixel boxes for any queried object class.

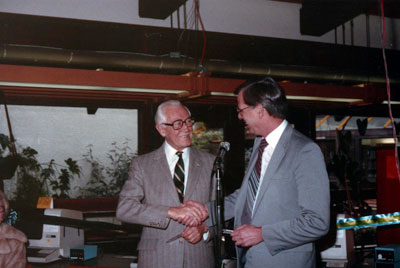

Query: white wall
[0,105,138,197]
[0,0,398,50]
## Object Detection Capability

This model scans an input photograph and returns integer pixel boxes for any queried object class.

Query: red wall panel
[376,147,400,245]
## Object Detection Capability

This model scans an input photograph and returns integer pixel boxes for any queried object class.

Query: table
[29,254,137,268]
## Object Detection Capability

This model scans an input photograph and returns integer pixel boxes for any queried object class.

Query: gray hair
[154,100,191,125]
[0,190,10,222]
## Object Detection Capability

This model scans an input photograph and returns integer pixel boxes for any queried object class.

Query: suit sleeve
[224,189,241,221]
[205,188,240,227]
[116,157,171,229]
[262,142,330,255]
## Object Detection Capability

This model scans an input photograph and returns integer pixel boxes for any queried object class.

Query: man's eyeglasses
[236,106,250,114]
[163,117,195,130]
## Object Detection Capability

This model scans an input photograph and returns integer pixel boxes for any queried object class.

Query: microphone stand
[211,141,229,268]
[214,165,223,268]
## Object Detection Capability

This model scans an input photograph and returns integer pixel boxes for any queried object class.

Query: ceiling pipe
[1,44,398,86]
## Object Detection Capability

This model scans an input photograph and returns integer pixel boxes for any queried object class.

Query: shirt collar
[164,141,190,161]
[265,119,288,148]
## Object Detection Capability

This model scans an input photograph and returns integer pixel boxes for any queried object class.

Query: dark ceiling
[0,0,399,116]
[0,12,399,83]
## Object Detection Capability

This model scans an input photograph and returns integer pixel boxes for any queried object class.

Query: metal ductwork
[1,44,398,86]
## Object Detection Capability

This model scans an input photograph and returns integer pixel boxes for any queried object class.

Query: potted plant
[0,133,80,209]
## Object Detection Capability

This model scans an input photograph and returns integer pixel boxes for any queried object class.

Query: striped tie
[173,151,185,203]
[242,139,268,224]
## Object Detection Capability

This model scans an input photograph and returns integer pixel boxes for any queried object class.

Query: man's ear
[257,104,265,118]
[156,124,166,137]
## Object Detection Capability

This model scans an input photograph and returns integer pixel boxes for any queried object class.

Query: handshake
[167,200,209,227]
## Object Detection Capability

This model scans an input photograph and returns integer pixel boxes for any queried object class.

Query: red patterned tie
[255,139,268,179]
[242,138,268,224]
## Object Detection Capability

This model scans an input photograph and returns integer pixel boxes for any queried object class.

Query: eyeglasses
[236,106,250,114]
[163,117,195,130]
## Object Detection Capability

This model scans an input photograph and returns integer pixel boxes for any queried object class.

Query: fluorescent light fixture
[0,81,187,94]
[361,138,399,146]
[287,96,362,102]
[0,81,368,103]
[210,92,236,97]
[211,93,363,102]
[383,101,400,105]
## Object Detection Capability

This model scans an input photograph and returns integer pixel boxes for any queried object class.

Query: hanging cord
[177,1,197,55]
[0,90,17,157]
[380,0,400,181]
[194,0,207,66]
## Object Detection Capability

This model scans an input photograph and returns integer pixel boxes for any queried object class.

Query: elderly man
[117,100,215,268]
[210,77,330,268]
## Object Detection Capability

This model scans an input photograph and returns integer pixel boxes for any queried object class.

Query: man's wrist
[167,206,178,219]
[256,226,264,242]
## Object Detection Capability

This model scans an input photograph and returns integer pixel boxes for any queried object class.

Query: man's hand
[167,200,209,226]
[184,200,208,221]
[231,224,263,247]
[167,202,204,226]
[182,222,208,244]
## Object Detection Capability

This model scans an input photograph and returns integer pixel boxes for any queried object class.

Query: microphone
[212,141,230,172]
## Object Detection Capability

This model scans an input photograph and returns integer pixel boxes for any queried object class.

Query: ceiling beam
[0,64,243,94]
[0,64,393,109]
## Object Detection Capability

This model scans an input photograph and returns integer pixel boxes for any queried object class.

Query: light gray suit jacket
[224,125,330,268]
[116,143,215,268]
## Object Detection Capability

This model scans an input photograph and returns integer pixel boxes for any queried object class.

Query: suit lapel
[154,144,182,204]
[184,148,201,201]
[253,125,292,215]
[234,138,262,223]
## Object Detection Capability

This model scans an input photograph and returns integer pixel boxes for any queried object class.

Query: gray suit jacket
[116,143,215,268]
[224,125,330,268]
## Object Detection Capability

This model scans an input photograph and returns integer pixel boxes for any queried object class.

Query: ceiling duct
[1,44,398,87]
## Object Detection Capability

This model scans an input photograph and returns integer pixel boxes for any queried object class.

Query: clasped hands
[167,202,263,246]
[167,200,208,244]
[168,200,208,226]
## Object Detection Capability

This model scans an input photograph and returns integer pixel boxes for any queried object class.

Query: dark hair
[235,77,288,119]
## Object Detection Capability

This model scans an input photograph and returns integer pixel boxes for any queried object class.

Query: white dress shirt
[164,142,209,239]
[164,142,190,194]
[253,120,288,213]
